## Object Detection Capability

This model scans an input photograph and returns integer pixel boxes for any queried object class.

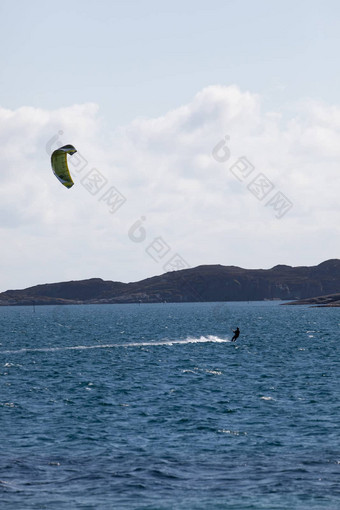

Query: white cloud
[0,86,339,290]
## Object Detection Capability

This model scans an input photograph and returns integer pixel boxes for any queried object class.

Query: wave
[0,335,229,355]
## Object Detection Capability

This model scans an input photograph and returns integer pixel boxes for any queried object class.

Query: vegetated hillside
[0,259,339,305]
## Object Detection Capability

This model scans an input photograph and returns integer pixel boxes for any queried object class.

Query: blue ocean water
[0,302,339,509]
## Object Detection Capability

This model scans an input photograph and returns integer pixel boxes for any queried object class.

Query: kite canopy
[51,144,77,188]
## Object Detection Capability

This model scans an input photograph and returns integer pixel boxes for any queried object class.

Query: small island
[285,293,340,307]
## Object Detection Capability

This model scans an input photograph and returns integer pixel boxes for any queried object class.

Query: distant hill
[0,259,340,306]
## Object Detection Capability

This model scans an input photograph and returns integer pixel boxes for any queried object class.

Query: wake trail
[0,335,229,355]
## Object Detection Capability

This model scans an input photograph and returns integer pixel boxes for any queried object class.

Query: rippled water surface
[0,302,339,509]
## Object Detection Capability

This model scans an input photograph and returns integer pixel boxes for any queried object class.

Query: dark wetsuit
[231,327,240,342]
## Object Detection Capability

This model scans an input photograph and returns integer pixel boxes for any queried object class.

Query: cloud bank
[1,85,339,290]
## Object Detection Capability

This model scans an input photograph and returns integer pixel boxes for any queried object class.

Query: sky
[0,0,340,291]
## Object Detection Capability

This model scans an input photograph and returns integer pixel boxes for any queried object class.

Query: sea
[0,301,339,510]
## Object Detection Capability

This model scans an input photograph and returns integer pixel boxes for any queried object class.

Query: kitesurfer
[231,327,240,342]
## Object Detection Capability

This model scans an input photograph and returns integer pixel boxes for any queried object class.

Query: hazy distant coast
[0,259,339,306]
